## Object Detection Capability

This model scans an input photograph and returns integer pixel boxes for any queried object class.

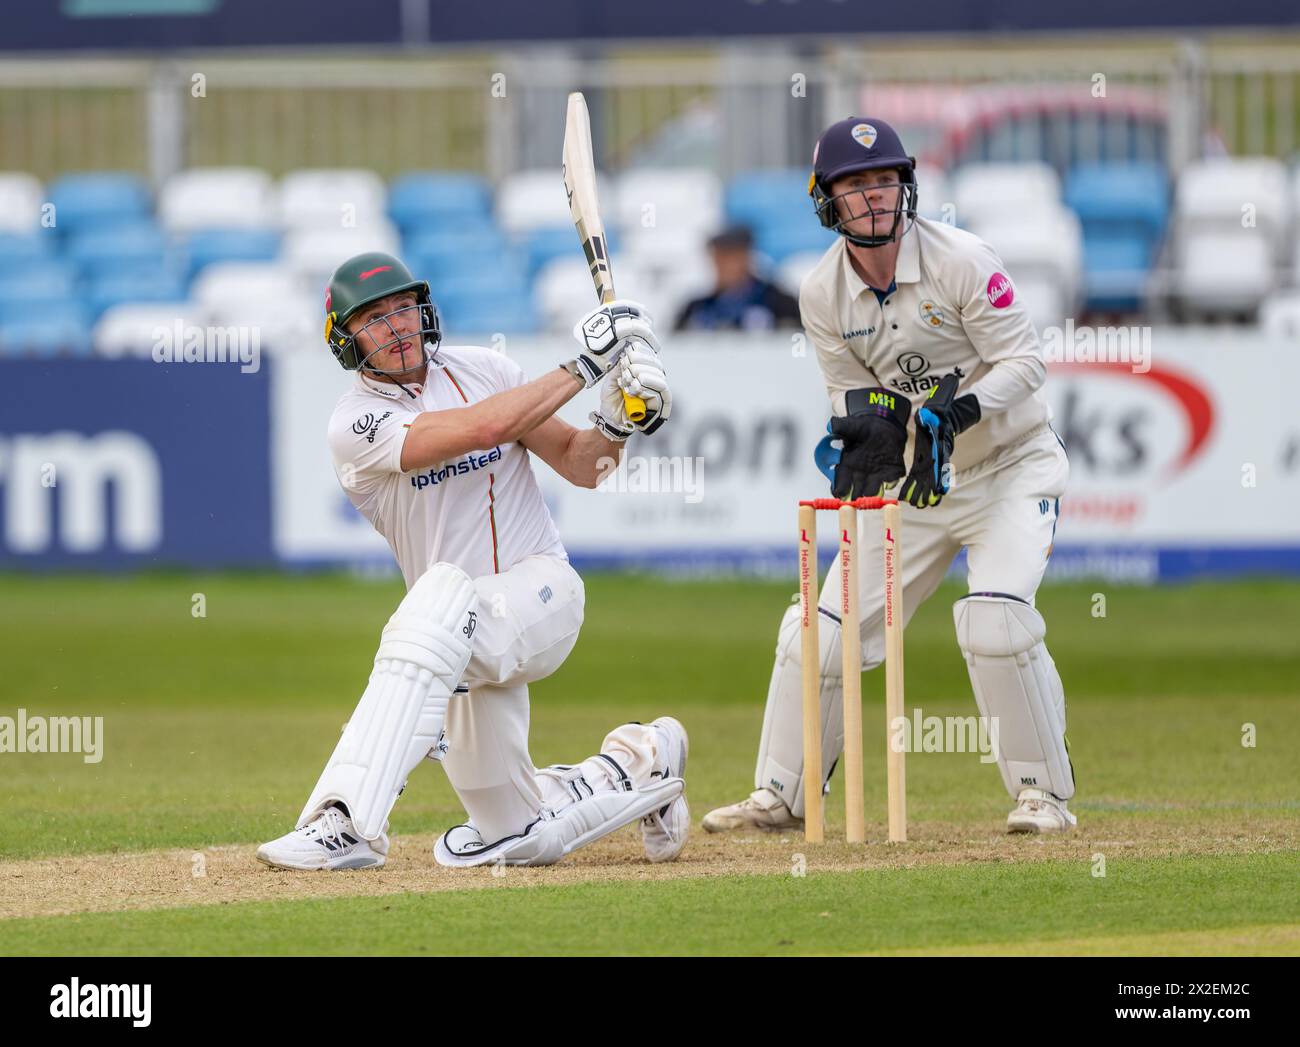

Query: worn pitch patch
[1,815,1297,921]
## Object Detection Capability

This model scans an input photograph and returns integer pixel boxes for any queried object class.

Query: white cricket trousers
[442,554,660,843]
[755,425,1069,817]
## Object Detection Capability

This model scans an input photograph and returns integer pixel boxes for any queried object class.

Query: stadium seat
[0,173,45,234]
[278,169,388,230]
[281,222,402,288]
[497,169,614,235]
[725,169,812,231]
[968,209,1083,310]
[437,288,538,336]
[47,172,151,237]
[775,250,824,298]
[388,172,494,235]
[1007,272,1067,332]
[405,228,513,279]
[1171,232,1274,317]
[185,228,281,280]
[1173,157,1291,263]
[87,270,188,321]
[159,167,276,233]
[1064,163,1168,241]
[755,221,838,264]
[913,164,952,222]
[92,301,211,357]
[0,313,93,357]
[533,255,679,334]
[192,262,304,313]
[1259,291,1300,338]
[0,260,77,299]
[0,233,54,273]
[951,163,1061,228]
[0,281,74,316]
[1078,232,1152,313]
[613,168,722,240]
[208,291,321,353]
[67,223,175,279]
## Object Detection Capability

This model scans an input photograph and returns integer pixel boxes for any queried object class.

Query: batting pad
[954,595,1074,800]
[298,562,478,839]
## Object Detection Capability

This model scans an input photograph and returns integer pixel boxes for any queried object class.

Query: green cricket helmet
[323,251,441,374]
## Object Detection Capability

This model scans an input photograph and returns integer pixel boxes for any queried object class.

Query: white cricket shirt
[327,345,566,588]
[799,216,1053,473]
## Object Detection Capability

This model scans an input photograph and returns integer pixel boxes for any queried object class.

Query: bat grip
[623,390,647,422]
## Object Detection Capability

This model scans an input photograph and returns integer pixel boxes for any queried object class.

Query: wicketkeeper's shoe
[1006,787,1077,834]
[256,805,389,871]
[640,716,690,863]
[702,788,803,833]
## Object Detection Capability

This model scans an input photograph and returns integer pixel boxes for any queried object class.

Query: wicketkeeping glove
[900,374,981,509]
[568,299,660,388]
[816,387,912,499]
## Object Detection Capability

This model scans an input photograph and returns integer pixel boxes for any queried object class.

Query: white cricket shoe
[1006,787,1077,834]
[641,716,690,863]
[256,806,389,871]
[702,788,803,833]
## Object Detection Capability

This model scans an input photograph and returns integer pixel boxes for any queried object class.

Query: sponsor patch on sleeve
[986,272,1015,309]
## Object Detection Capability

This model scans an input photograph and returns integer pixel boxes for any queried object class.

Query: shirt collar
[837,222,921,300]
[355,368,422,399]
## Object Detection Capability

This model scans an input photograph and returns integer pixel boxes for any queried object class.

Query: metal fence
[1,34,1298,185]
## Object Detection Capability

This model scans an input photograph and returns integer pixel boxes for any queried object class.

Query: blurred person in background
[673,225,802,332]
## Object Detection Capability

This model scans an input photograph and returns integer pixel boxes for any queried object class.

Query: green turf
[1,574,1298,858]
[2,851,1296,957]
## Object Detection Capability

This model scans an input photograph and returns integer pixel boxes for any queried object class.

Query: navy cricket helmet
[809,117,917,247]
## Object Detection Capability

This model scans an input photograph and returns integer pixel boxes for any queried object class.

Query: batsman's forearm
[566,426,626,488]
[401,368,583,471]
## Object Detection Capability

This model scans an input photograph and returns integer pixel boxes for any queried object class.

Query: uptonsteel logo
[409,447,502,489]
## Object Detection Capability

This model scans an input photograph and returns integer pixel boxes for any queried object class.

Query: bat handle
[623,391,647,422]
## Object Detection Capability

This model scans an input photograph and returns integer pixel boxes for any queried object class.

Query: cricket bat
[562,91,647,422]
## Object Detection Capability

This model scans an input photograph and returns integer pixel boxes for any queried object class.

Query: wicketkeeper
[704,118,1076,835]
[257,252,689,870]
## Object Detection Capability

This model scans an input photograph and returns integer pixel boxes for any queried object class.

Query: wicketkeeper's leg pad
[298,561,478,839]
[954,594,1074,800]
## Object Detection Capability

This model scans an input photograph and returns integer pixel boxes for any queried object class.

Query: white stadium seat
[613,168,722,240]
[1259,291,1300,338]
[1174,157,1291,262]
[952,162,1062,228]
[913,164,952,222]
[534,255,681,334]
[92,301,212,357]
[281,222,402,289]
[775,251,825,298]
[192,262,305,312]
[209,291,322,353]
[1172,231,1275,315]
[158,167,275,232]
[278,168,388,231]
[496,169,613,235]
[970,207,1083,313]
[0,172,44,234]
[1007,272,1067,332]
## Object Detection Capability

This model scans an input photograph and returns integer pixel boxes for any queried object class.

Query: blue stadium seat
[1064,163,1168,241]
[0,314,93,357]
[47,172,152,237]
[438,287,538,335]
[68,223,175,279]
[755,221,837,263]
[186,228,281,280]
[1065,164,1168,312]
[0,233,56,274]
[519,226,620,277]
[0,276,77,314]
[389,172,494,235]
[725,170,815,230]
[0,260,77,298]
[87,270,188,322]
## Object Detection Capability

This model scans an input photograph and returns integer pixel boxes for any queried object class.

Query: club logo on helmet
[851,123,878,150]
[359,265,393,280]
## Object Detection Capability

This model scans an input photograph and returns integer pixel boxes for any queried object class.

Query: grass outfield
[0,573,1297,955]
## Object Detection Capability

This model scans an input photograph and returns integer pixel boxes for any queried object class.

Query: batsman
[257,252,689,870]
[704,117,1076,836]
